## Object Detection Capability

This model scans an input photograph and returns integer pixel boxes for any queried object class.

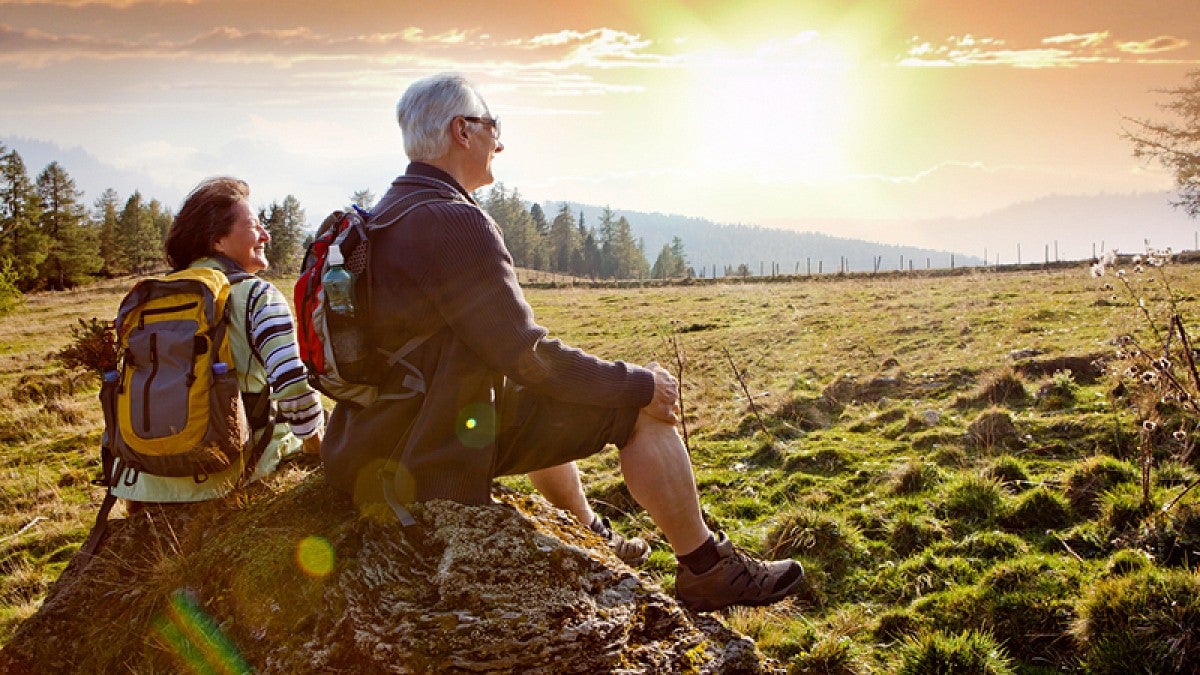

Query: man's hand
[641,361,680,424]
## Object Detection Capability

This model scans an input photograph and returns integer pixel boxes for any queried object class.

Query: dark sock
[678,534,720,575]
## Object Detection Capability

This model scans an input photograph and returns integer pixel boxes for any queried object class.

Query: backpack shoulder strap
[366,178,469,232]
[218,270,275,438]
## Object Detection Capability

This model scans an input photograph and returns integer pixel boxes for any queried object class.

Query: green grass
[7,263,1200,671]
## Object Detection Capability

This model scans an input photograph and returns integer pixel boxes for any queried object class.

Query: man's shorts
[491,382,641,477]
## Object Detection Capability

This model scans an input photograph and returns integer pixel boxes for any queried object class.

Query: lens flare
[296,536,335,578]
[455,403,495,448]
[153,588,250,674]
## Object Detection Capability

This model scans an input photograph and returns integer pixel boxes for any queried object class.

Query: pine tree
[548,203,579,273]
[608,216,648,279]
[119,192,163,273]
[148,198,172,245]
[651,236,689,279]
[0,146,48,290]
[484,184,546,270]
[263,194,306,274]
[597,206,618,278]
[94,188,125,275]
[35,162,100,289]
[351,189,376,210]
[530,202,548,237]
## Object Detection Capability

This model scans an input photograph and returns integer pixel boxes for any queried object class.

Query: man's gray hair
[396,73,486,161]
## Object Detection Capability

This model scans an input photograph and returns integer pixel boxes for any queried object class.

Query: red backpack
[293,180,462,406]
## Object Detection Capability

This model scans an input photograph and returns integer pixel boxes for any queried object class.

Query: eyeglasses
[461,115,501,139]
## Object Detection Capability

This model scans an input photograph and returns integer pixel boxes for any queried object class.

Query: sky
[2,0,1199,259]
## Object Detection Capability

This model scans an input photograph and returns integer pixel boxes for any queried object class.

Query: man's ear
[451,117,471,148]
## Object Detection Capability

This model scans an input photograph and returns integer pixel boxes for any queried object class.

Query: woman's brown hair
[164,176,250,271]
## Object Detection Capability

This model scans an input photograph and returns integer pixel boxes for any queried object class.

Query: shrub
[1102,549,1152,578]
[1073,566,1200,673]
[766,506,865,578]
[1065,456,1137,516]
[967,409,1021,450]
[889,512,947,558]
[888,458,942,495]
[933,530,1027,564]
[1001,487,1073,531]
[0,258,21,316]
[55,317,119,375]
[786,634,866,675]
[981,456,1030,493]
[1154,461,1195,488]
[976,555,1083,663]
[957,368,1028,409]
[1058,522,1111,559]
[1097,483,1156,537]
[895,630,1014,675]
[937,475,1005,530]
[873,608,928,644]
[929,444,968,467]
[1129,500,1200,568]
[914,555,1081,665]
[872,552,979,603]
[783,446,850,476]
[1035,369,1079,411]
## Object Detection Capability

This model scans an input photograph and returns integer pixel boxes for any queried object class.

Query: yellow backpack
[82,267,271,556]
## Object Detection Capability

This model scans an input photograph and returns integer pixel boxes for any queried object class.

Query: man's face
[461,107,503,191]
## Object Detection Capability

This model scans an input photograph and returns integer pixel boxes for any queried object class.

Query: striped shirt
[239,276,324,439]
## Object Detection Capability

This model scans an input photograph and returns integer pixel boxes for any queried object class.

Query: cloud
[1043,31,1109,47]
[1117,36,1189,54]
[900,31,1196,68]
[0,22,679,83]
[0,0,194,5]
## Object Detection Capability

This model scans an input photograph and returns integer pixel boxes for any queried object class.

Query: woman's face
[213,200,270,273]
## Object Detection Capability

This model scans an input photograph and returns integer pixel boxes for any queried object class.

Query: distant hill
[758,192,1197,266]
[895,192,1197,263]
[544,190,1197,275]
[542,202,983,276]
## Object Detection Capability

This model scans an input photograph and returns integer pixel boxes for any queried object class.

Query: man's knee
[622,411,684,453]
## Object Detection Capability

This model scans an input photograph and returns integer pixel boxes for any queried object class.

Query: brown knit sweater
[321,163,655,505]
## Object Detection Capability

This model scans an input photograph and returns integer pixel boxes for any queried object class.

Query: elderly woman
[111,176,324,504]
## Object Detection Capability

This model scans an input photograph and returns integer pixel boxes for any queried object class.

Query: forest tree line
[0,143,689,312]
[479,183,688,282]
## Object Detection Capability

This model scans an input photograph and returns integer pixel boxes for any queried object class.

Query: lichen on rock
[0,461,777,673]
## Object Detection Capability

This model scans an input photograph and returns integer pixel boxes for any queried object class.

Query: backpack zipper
[139,301,199,329]
[143,332,158,433]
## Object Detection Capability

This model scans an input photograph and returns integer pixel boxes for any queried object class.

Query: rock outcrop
[0,461,776,673]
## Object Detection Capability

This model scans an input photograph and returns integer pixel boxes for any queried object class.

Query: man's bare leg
[618,412,710,556]
[528,462,595,525]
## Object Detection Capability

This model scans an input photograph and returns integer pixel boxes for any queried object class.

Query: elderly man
[321,72,803,612]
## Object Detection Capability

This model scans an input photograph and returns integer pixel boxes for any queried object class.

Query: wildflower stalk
[720,345,773,443]
[1171,314,1200,396]
[1162,475,1200,513]
[1123,331,1200,416]
[1115,271,1163,346]
[664,328,691,454]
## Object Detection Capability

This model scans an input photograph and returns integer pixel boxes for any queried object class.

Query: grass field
[3,261,1200,672]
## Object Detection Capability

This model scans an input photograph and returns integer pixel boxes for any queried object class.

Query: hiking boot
[592,516,651,566]
[675,532,804,612]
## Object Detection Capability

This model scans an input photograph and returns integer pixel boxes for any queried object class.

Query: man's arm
[425,204,654,409]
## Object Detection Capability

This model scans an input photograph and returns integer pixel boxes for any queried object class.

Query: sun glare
[687,36,857,182]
